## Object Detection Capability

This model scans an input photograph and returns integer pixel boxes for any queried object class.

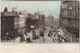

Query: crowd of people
[3,25,78,43]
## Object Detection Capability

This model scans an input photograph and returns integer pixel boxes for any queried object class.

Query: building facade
[45,15,54,26]
[60,1,79,37]
[26,12,45,29]
[1,12,19,41]
[36,12,45,25]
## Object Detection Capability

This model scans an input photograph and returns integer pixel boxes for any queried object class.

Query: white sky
[1,1,61,18]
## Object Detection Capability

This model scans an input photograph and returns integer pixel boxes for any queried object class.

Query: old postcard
[1,1,79,43]
[0,0,80,53]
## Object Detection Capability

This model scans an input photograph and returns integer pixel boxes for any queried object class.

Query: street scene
[1,1,79,43]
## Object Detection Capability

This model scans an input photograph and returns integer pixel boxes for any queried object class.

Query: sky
[1,1,61,18]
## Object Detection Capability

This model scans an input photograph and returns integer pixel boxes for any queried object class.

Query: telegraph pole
[37,7,39,15]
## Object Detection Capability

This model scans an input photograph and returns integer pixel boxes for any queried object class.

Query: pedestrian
[35,29,39,39]
[26,32,32,43]
[20,34,25,42]
[32,30,37,40]
[48,30,52,37]
[54,34,58,43]
[40,29,44,37]
[26,37,32,43]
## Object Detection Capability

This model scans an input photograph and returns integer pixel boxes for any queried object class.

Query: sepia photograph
[1,1,80,43]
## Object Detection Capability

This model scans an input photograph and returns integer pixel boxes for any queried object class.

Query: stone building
[26,12,45,29]
[17,10,28,33]
[60,0,80,42]
[1,12,19,41]
[1,7,28,41]
[45,15,54,26]
[37,11,45,25]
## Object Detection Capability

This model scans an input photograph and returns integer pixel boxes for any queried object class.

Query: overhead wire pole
[37,6,45,43]
[17,5,18,12]
[37,7,39,13]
